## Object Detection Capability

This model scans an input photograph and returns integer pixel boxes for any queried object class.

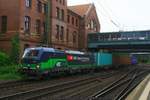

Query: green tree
[0,51,11,66]
[10,34,20,64]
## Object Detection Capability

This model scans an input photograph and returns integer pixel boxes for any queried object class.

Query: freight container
[95,53,112,67]
[131,55,138,65]
[136,54,149,63]
[112,53,131,67]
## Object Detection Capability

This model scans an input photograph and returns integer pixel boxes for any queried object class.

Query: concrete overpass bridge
[88,30,150,52]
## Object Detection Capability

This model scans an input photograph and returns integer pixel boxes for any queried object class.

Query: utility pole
[46,0,51,47]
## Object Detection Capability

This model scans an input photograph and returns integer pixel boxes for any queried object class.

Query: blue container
[131,55,137,65]
[95,53,112,67]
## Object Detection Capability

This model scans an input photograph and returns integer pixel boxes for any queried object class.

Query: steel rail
[114,70,150,100]
[90,69,137,100]
[0,75,101,100]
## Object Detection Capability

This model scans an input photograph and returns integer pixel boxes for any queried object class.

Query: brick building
[0,0,47,55]
[68,3,100,50]
[50,0,68,49]
[0,0,100,55]
[67,9,81,50]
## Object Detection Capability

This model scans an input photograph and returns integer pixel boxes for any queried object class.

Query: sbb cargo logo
[67,55,90,62]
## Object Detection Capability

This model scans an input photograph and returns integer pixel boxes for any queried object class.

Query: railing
[88,30,150,43]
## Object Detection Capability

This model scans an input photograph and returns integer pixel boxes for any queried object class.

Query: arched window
[73,31,77,43]
[90,20,94,29]
[89,19,97,30]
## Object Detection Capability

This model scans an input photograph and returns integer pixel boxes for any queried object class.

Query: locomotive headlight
[36,65,40,69]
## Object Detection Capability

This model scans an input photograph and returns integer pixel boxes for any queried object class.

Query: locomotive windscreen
[23,50,40,58]
[22,49,41,64]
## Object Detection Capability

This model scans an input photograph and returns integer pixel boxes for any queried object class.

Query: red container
[113,54,131,66]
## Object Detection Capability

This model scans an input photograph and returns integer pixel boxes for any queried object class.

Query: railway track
[89,68,150,100]
[0,70,116,88]
[0,69,119,100]
[0,80,38,90]
[24,71,125,100]
[55,68,136,100]
[0,77,96,100]
[0,66,145,100]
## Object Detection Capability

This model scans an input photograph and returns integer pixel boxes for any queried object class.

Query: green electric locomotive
[20,47,95,77]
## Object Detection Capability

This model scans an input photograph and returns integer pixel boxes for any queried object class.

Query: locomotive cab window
[40,52,53,61]
[23,50,40,58]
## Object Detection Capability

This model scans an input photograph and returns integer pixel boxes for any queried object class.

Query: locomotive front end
[20,48,42,76]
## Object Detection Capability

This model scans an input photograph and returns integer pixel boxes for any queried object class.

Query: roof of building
[68,3,93,17]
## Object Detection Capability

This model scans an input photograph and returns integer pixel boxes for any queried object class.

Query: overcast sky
[68,0,150,32]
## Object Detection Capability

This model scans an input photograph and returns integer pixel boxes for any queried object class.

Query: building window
[76,19,78,27]
[56,25,59,39]
[72,17,74,25]
[89,19,97,30]
[24,16,31,33]
[61,9,64,21]
[42,3,47,14]
[90,20,94,29]
[45,4,48,14]
[56,7,60,19]
[43,22,46,34]
[66,29,69,42]
[60,26,64,40]
[62,0,65,5]
[35,19,41,34]
[43,22,47,42]
[37,0,42,13]
[25,0,32,7]
[67,15,70,23]
[73,31,77,43]
[1,16,7,33]
[59,0,62,4]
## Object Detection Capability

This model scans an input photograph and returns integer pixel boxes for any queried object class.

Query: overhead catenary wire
[89,0,111,21]
[95,0,122,29]
[98,0,122,26]
[90,0,123,31]
[95,0,150,31]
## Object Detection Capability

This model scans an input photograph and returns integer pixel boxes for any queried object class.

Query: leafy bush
[10,34,20,64]
[0,51,11,66]
[0,65,23,80]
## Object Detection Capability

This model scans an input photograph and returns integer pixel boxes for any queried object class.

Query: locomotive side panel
[66,53,95,68]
